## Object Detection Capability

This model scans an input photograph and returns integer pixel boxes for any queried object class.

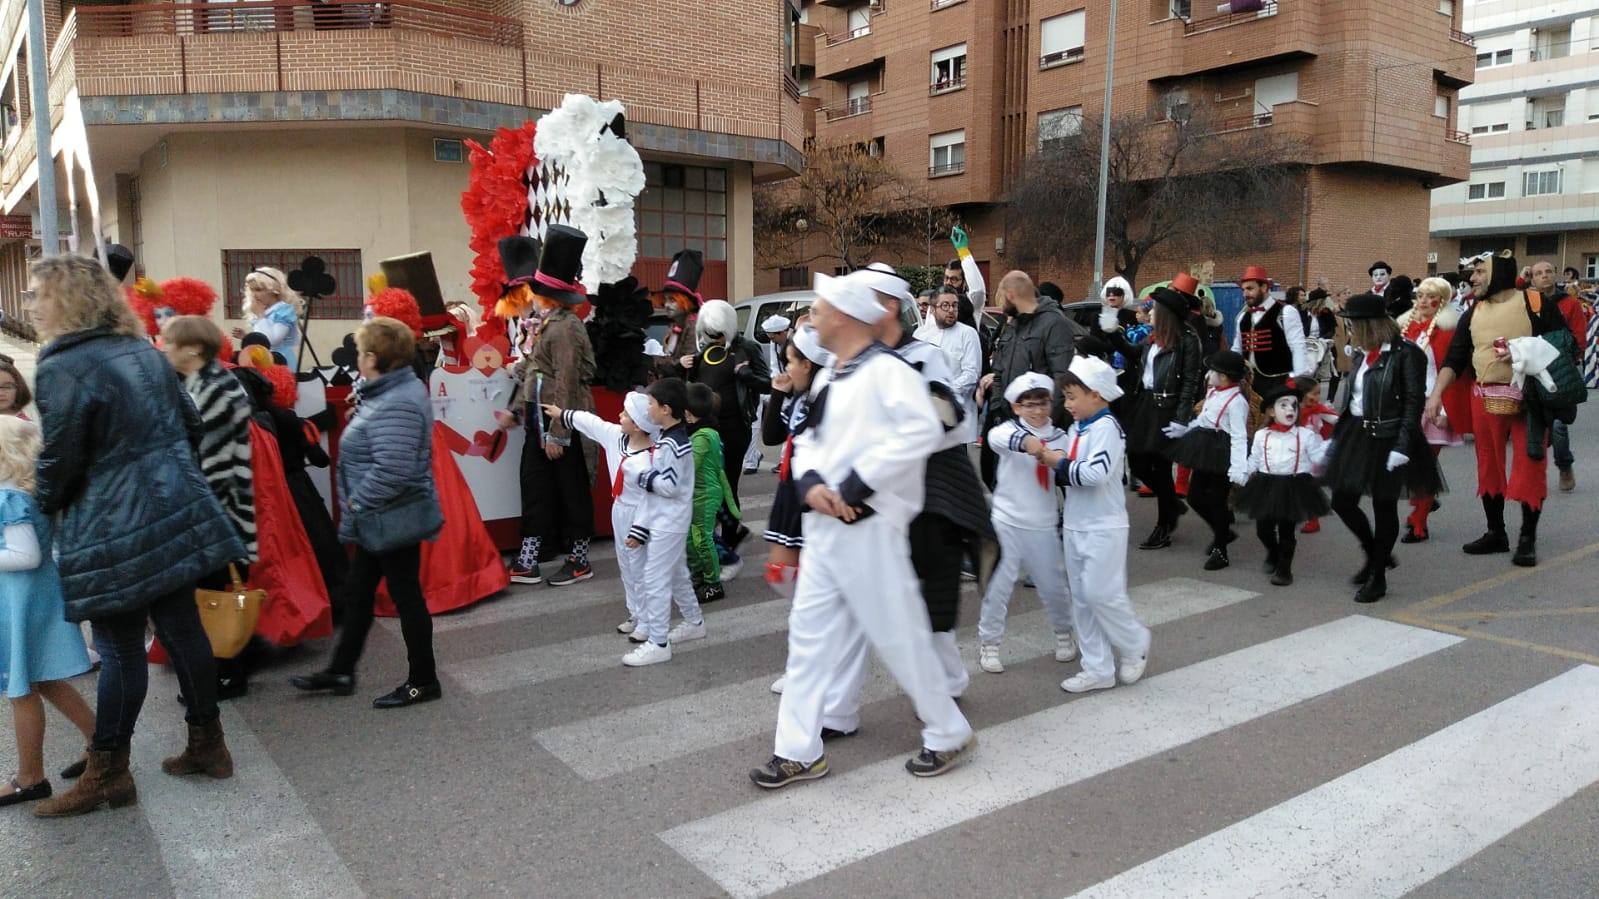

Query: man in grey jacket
[977,271,1082,487]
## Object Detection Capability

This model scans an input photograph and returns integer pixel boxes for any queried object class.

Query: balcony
[931,0,967,9]
[929,161,965,178]
[796,23,819,69]
[1154,0,1316,79]
[1183,0,1279,35]
[930,75,966,96]
[823,95,874,121]
[1449,28,1475,47]
[1446,129,1471,144]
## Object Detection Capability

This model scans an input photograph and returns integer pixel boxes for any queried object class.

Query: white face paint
[1206,370,1226,388]
[1272,395,1299,427]
[1371,268,1390,290]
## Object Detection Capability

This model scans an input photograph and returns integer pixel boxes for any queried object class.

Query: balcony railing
[826,24,872,46]
[1528,42,1572,62]
[929,160,965,177]
[929,75,966,95]
[1449,28,1475,47]
[931,0,965,8]
[1218,110,1274,131]
[823,96,873,120]
[1184,0,1278,35]
[1040,46,1085,69]
[74,0,523,46]
[1446,130,1471,144]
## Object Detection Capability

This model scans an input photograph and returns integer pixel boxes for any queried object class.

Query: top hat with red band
[663,248,705,304]
[498,235,543,287]
[529,224,588,305]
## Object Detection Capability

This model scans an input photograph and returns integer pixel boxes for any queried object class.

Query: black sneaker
[1511,535,1538,568]
[749,755,829,789]
[698,581,727,604]
[1202,546,1230,571]
[546,561,593,586]
[1462,530,1509,555]
[905,736,978,777]
[372,681,442,709]
[508,562,542,585]
[820,726,859,740]
[289,670,356,696]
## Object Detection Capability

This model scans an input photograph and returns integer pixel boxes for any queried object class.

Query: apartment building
[766,0,1474,296]
[1429,1,1598,281]
[0,0,803,349]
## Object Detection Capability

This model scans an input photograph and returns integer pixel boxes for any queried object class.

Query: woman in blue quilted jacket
[27,254,246,817]
[290,316,443,709]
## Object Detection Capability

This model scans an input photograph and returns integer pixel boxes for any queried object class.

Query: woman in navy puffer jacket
[291,316,443,710]
[28,255,245,818]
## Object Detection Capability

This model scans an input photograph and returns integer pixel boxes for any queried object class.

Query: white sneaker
[628,625,647,643]
[1055,632,1079,663]
[616,617,636,634]
[1119,645,1150,685]
[770,675,786,694]
[1061,672,1116,693]
[978,644,1004,673]
[720,560,743,582]
[668,619,707,644]
[622,641,673,667]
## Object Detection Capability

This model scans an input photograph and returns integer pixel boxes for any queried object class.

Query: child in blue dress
[0,416,95,808]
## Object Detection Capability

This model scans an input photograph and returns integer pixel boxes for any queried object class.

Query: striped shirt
[184,361,256,562]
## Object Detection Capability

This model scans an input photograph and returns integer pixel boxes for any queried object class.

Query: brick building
[0,0,803,350]
[762,0,1475,299]
[1429,0,1599,283]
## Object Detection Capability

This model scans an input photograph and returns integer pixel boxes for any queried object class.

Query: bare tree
[1006,110,1308,288]
[756,142,956,274]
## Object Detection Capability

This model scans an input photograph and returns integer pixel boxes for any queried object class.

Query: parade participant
[0,417,96,809]
[0,358,28,418]
[684,383,739,603]
[1369,261,1393,300]
[1163,351,1250,570]
[1398,277,1469,543]
[1385,275,1416,319]
[1530,261,1589,493]
[1233,265,1309,400]
[658,248,705,361]
[752,273,974,788]
[620,377,706,666]
[1297,379,1339,534]
[1101,283,1203,549]
[1037,355,1151,694]
[946,226,987,329]
[678,299,769,555]
[743,314,793,474]
[251,358,346,606]
[30,255,244,817]
[540,391,660,639]
[1235,381,1331,586]
[291,317,443,708]
[497,227,599,587]
[977,372,1078,675]
[1324,292,1443,602]
[979,270,1079,486]
[236,266,303,369]
[914,284,983,443]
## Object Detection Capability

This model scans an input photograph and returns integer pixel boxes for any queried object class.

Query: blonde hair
[29,255,144,341]
[1417,277,1452,303]
[244,266,304,314]
[0,415,41,492]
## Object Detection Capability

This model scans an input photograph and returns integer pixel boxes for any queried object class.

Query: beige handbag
[194,565,264,659]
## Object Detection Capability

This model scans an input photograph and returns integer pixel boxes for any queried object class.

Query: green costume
[689,426,740,585]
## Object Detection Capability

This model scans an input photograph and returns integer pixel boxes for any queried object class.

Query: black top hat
[1387,274,1414,300]
[105,244,135,283]
[663,248,705,301]
[1338,291,1389,320]
[499,236,542,287]
[381,252,446,316]
[1205,350,1248,382]
[1258,377,1304,412]
[1148,286,1189,319]
[529,224,588,305]
[1368,260,1392,276]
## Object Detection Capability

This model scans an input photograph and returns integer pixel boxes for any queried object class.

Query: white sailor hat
[790,324,832,367]
[1004,371,1055,403]
[813,272,886,324]
[761,314,792,333]
[852,262,913,303]
[1067,354,1123,401]
[623,390,661,436]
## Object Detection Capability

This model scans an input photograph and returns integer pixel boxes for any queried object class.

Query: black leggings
[1187,470,1233,545]
[1129,452,1182,528]
[1256,519,1297,556]
[1331,490,1399,563]
[329,543,436,686]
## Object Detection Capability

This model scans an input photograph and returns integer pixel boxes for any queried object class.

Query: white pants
[821,627,969,734]
[743,396,769,470]
[775,515,973,764]
[1064,527,1149,680]
[635,529,703,645]
[612,500,643,621]
[978,519,1075,645]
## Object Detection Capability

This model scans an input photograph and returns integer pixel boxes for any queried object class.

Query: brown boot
[33,748,137,817]
[161,718,234,779]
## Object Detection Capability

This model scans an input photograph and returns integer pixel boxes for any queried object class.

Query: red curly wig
[259,363,299,409]
[367,287,424,338]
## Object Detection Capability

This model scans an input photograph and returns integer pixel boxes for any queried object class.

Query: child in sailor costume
[751,273,975,789]
[1164,351,1251,571]
[1235,381,1332,586]
[977,372,1079,675]
[1038,356,1152,695]
[619,378,706,666]
[545,392,661,637]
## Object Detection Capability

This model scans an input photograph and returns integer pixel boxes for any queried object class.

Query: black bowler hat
[1205,350,1248,382]
[105,244,135,282]
[663,248,705,303]
[1259,377,1304,412]
[1149,286,1189,319]
[529,224,588,305]
[1368,260,1391,276]
[1338,291,1390,320]
[498,235,542,287]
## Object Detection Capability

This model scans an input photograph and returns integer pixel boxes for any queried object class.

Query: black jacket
[35,328,246,621]
[687,333,771,425]
[1337,338,1427,454]
[1110,324,1204,424]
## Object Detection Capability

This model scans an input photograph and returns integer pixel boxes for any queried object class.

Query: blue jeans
[1552,419,1574,470]
[89,582,219,751]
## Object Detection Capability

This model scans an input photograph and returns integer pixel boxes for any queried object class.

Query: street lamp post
[27,0,57,258]
[1090,0,1119,300]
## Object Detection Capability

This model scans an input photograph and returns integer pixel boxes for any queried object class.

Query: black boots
[1203,545,1230,570]
[1463,495,1510,554]
[1512,504,1540,567]
[1350,553,1397,585]
[1139,524,1173,550]
[1270,544,1295,587]
[1355,569,1387,603]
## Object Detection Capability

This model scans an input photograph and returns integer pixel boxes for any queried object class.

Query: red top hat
[1241,265,1271,286]
[1171,272,1200,296]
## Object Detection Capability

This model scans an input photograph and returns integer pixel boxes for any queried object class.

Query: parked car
[647,288,923,359]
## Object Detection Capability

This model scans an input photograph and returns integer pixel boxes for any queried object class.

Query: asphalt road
[3,407,1598,898]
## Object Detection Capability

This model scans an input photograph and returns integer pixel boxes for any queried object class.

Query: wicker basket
[1478,384,1524,417]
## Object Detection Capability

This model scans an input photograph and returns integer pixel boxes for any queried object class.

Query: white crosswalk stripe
[1067,664,1599,899]
[535,577,1259,780]
[658,616,1462,899]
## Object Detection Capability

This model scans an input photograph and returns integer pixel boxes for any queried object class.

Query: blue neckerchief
[1074,407,1113,434]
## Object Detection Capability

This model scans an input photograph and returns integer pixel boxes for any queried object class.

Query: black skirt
[1321,415,1447,500]
[1122,390,1172,456]
[1235,473,1330,524]
[1168,428,1232,474]
[762,476,804,548]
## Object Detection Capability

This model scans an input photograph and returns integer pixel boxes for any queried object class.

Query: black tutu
[762,477,804,548]
[1121,390,1172,456]
[1321,415,1447,500]
[1167,428,1232,474]
[1235,473,1330,524]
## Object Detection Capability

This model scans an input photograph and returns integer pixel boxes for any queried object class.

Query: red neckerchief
[1267,422,1294,432]
[1364,348,1381,367]
[1035,459,1051,490]
[612,445,654,499]
[778,435,795,481]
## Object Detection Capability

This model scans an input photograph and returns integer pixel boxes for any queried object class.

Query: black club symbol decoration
[288,255,337,300]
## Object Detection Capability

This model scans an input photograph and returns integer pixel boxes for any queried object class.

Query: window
[1434,95,1450,119]
[223,249,364,319]
[929,130,966,176]
[433,138,464,163]
[1585,254,1598,280]
[1040,11,1086,68]
[931,44,968,93]
[1467,181,1505,200]
[1475,48,1513,67]
[845,4,871,39]
[845,80,871,116]
[1525,234,1559,256]
[1253,73,1298,122]
[635,163,728,262]
[1530,25,1570,62]
[1169,0,1191,18]
[1158,89,1192,123]
[1523,169,1562,197]
[778,266,808,289]
[1038,106,1083,149]
[1438,0,1454,13]
[1469,122,1509,135]
[1527,95,1565,130]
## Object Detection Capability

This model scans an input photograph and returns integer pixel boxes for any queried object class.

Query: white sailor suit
[562,410,656,627]
[628,422,704,645]
[978,419,1076,646]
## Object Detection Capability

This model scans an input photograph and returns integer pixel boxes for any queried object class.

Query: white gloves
[1228,466,1248,487]
[1385,451,1408,472]
[1098,304,1120,334]
[1162,421,1193,439]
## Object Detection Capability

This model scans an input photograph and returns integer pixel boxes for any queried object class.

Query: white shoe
[616,617,636,634]
[1119,645,1150,685]
[978,644,1004,673]
[623,642,673,667]
[628,625,647,643]
[770,675,786,694]
[668,619,707,644]
[1055,632,1079,663]
[1061,672,1116,693]
[720,560,743,582]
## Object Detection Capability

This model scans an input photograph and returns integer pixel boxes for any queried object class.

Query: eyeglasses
[1015,399,1050,409]
[933,303,958,311]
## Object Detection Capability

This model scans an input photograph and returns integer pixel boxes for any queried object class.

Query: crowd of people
[0,223,1589,809]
